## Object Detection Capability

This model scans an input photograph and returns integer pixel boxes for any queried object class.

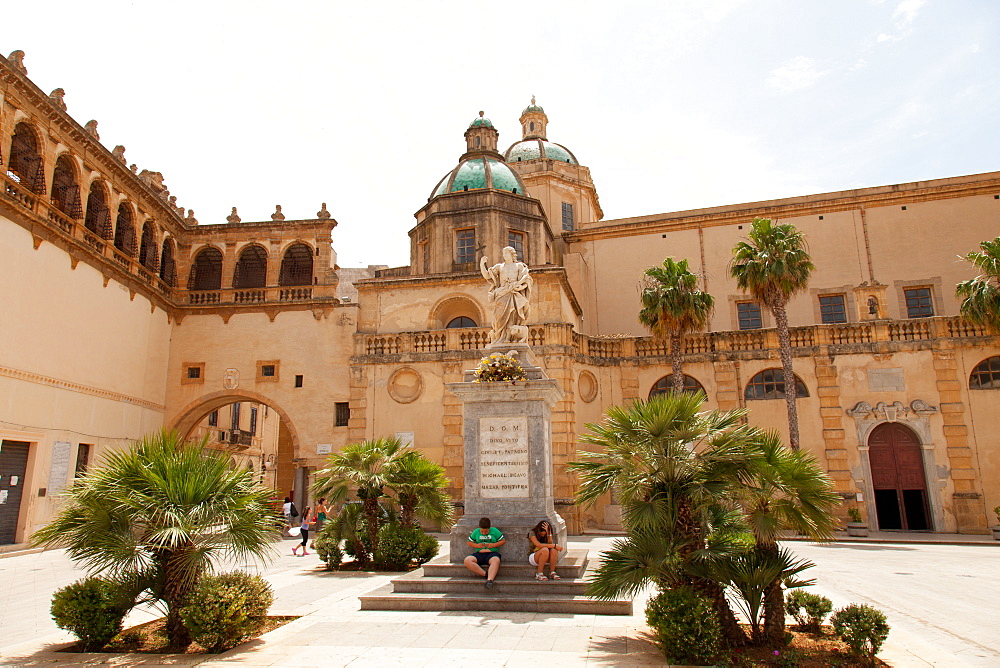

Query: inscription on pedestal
[479,417,529,498]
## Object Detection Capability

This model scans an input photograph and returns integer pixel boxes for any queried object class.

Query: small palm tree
[730,218,814,450]
[570,392,763,646]
[387,454,455,529]
[32,431,280,647]
[956,236,1000,333]
[639,257,715,392]
[312,436,412,559]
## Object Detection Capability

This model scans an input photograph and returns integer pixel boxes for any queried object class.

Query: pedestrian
[463,517,505,589]
[310,497,328,549]
[527,519,563,580]
[282,496,298,534]
[292,506,312,556]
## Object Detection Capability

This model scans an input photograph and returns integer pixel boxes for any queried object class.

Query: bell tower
[520,96,548,140]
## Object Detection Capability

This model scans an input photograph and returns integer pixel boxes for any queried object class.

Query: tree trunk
[161,552,194,648]
[363,496,380,560]
[772,300,800,450]
[759,540,786,645]
[670,332,685,392]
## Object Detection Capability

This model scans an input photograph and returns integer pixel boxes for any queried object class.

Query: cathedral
[2,50,998,548]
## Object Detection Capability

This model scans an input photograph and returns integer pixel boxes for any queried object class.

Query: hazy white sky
[8,0,998,267]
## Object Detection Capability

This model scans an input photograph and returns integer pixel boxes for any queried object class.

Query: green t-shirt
[468,527,504,553]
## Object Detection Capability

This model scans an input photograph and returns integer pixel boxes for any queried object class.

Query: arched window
[8,122,46,194]
[138,222,159,271]
[159,238,177,287]
[279,243,313,286]
[970,356,1000,389]
[233,245,268,288]
[745,369,809,401]
[188,246,223,290]
[84,180,112,238]
[649,374,706,398]
[113,202,137,257]
[50,154,82,218]
[446,316,477,328]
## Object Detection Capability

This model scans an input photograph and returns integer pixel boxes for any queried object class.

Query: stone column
[446,376,566,563]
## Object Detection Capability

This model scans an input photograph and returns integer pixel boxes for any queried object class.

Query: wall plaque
[48,441,72,495]
[479,417,529,498]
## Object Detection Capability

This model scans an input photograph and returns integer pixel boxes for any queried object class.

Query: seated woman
[527,520,563,581]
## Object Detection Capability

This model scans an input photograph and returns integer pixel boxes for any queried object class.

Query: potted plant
[847,507,868,537]
[992,506,1000,541]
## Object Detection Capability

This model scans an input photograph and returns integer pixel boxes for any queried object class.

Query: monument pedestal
[446,377,566,563]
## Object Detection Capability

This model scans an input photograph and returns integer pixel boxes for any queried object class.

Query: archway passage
[868,422,930,530]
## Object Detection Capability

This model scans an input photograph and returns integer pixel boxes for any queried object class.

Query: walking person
[310,498,328,549]
[282,496,298,534]
[292,506,312,556]
[527,519,563,580]
[463,517,505,589]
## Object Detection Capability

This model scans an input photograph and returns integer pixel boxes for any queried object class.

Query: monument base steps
[358,550,633,615]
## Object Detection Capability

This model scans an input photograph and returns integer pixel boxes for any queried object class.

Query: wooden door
[868,423,930,530]
[0,441,30,544]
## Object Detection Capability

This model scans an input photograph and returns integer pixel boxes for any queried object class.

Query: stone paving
[1,534,998,666]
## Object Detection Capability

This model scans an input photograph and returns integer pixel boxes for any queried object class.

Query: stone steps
[358,550,633,615]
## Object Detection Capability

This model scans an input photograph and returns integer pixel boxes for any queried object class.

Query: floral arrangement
[474,352,527,383]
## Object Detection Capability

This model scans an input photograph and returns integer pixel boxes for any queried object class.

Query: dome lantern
[464,111,499,154]
[520,95,547,140]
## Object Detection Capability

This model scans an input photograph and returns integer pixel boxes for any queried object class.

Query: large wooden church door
[868,423,931,530]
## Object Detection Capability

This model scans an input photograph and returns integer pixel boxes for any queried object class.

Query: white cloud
[876,33,897,43]
[767,56,827,93]
[893,0,926,25]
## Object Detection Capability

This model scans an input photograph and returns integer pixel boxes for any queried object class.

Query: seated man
[463,517,506,589]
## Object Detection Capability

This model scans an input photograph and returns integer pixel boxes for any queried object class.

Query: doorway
[868,422,931,530]
[0,440,30,544]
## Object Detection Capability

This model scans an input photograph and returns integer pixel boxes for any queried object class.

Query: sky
[7,0,998,268]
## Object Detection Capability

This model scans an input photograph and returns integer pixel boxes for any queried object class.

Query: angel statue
[480,246,532,345]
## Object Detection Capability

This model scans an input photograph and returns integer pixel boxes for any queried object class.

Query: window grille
[508,231,525,261]
[187,366,201,379]
[745,369,809,400]
[8,123,46,194]
[335,402,350,427]
[208,410,218,427]
[456,229,475,264]
[648,375,705,398]
[819,294,847,324]
[51,155,83,219]
[250,406,258,436]
[970,356,1000,390]
[234,245,268,288]
[75,444,91,477]
[421,241,430,273]
[114,204,137,257]
[139,223,159,271]
[231,403,241,430]
[261,365,276,377]
[446,316,476,328]
[904,287,934,318]
[737,302,763,330]
[84,181,113,238]
[160,239,177,286]
[188,247,224,290]
[279,243,313,286]
[561,202,575,231]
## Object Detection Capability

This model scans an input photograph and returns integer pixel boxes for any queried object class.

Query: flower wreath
[474,352,527,383]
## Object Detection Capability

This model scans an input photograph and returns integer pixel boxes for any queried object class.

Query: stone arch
[428,294,485,330]
[84,179,113,238]
[188,245,224,290]
[168,389,301,454]
[866,421,932,531]
[8,121,46,194]
[279,242,314,286]
[138,220,160,271]
[233,243,269,289]
[50,152,83,219]
[113,200,137,257]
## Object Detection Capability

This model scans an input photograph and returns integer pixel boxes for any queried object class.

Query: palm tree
[311,436,412,560]
[387,454,455,529]
[730,218,814,450]
[956,236,1000,333]
[736,431,839,644]
[32,431,280,647]
[570,392,764,646]
[639,257,715,392]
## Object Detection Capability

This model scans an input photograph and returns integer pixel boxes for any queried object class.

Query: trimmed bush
[830,603,890,665]
[785,588,833,632]
[179,571,274,652]
[51,577,133,651]
[644,587,722,665]
[374,523,439,570]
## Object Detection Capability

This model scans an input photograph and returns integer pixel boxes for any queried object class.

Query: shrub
[830,603,890,665]
[313,520,344,570]
[179,571,274,652]
[51,577,133,651]
[785,589,833,632]
[848,507,864,523]
[645,587,721,665]
[374,523,439,570]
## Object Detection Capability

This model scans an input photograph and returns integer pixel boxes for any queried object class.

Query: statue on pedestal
[480,246,532,345]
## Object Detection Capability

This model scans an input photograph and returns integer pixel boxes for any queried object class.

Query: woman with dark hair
[292,506,312,556]
[527,520,563,580]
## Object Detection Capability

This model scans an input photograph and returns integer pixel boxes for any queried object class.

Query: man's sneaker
[485,579,494,590]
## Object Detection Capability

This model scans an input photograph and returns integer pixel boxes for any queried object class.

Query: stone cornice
[565,171,1000,243]
[0,365,166,412]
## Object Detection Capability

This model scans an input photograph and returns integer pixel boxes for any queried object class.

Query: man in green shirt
[463,517,506,589]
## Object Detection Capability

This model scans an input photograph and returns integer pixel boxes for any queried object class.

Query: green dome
[504,139,578,165]
[469,111,494,128]
[522,103,544,114]
[430,157,528,199]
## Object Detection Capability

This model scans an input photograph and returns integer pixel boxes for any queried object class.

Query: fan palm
[730,218,814,450]
[639,257,715,392]
[31,431,280,647]
[311,436,412,559]
[956,236,1000,333]
[387,454,455,529]
[570,392,764,646]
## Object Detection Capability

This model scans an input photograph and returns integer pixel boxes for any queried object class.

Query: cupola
[520,96,547,140]
[464,111,499,154]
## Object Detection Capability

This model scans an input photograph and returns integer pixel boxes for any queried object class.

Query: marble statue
[480,246,532,345]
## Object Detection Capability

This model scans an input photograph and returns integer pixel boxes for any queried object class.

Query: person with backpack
[282,496,298,534]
